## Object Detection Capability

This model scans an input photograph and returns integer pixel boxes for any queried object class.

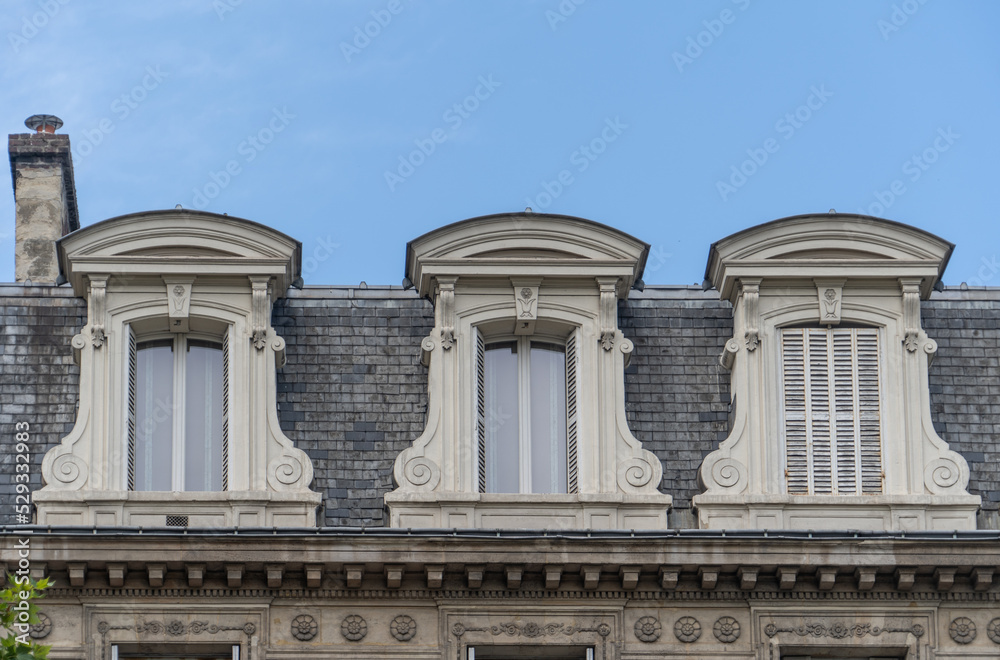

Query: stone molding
[696,214,979,530]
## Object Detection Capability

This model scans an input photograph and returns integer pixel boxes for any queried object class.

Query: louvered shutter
[126,325,137,491]
[565,331,578,494]
[476,330,487,493]
[221,330,231,491]
[781,328,883,495]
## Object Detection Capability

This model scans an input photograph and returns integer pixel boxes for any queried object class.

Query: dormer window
[386,212,671,530]
[33,210,321,527]
[694,213,980,531]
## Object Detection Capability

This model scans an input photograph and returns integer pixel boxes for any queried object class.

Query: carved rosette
[291,614,317,641]
[987,617,1000,644]
[713,616,740,643]
[391,615,417,642]
[634,616,661,642]
[29,613,52,639]
[950,617,976,644]
[674,617,701,643]
[341,615,367,641]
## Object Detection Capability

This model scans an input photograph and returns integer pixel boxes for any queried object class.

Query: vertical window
[781,327,883,495]
[477,334,577,494]
[128,330,228,491]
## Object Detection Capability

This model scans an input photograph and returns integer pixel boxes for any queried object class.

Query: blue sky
[3,1,999,287]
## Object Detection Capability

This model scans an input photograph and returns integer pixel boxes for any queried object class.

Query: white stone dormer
[385,212,671,529]
[33,209,321,527]
[694,213,980,530]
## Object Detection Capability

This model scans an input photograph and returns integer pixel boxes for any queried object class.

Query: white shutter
[126,325,137,491]
[856,329,883,493]
[475,330,487,493]
[781,327,883,495]
[565,331,578,494]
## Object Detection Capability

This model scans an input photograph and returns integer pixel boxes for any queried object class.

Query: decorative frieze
[713,616,740,643]
[634,616,661,642]
[673,616,701,643]
[291,614,317,641]
[949,617,976,644]
[390,615,416,642]
[764,621,924,639]
[341,615,367,641]
[29,612,51,639]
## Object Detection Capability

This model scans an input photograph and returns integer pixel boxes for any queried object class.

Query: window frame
[476,332,577,495]
[126,323,231,493]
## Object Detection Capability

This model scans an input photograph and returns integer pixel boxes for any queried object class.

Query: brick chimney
[9,115,79,283]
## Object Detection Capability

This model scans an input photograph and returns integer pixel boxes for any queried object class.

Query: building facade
[2,125,999,660]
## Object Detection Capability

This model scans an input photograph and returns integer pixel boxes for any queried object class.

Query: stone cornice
[4,532,997,595]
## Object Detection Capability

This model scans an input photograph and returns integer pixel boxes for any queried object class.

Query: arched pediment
[406,212,649,297]
[706,213,953,301]
[58,209,302,295]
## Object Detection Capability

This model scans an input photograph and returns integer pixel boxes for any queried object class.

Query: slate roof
[2,284,998,528]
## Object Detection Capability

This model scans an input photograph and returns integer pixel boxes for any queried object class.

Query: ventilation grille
[165,515,189,527]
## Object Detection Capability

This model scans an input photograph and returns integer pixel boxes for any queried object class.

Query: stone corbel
[163,277,194,333]
[249,277,286,367]
[436,277,457,350]
[598,277,620,352]
[511,279,540,335]
[900,278,923,353]
[87,276,108,348]
[741,278,761,351]
[814,278,845,326]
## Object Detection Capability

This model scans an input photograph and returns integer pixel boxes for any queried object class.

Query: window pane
[185,343,224,491]
[485,343,520,493]
[135,343,174,491]
[530,343,567,493]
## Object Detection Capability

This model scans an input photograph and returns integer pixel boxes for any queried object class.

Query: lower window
[112,645,240,660]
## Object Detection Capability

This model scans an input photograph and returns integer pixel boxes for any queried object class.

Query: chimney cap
[24,114,64,133]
